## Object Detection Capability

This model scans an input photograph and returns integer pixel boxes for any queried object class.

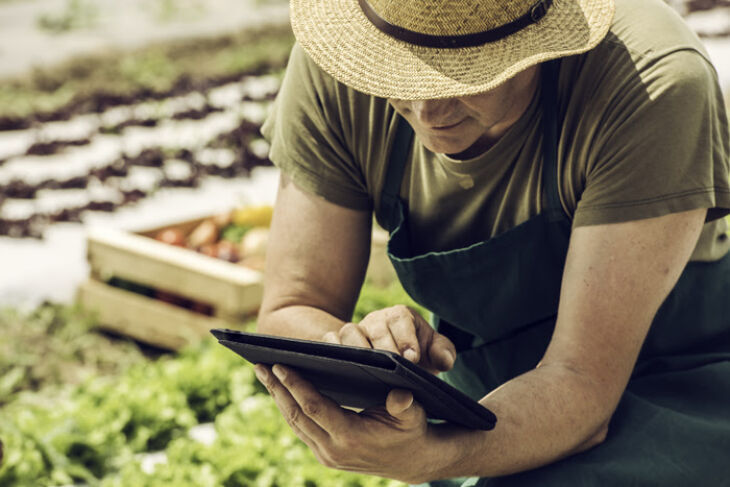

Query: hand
[254,363,455,483]
[323,305,456,374]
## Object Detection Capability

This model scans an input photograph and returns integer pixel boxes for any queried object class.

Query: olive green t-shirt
[262,0,730,261]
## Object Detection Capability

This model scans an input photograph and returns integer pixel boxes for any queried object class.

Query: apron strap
[540,59,567,222]
[380,116,414,233]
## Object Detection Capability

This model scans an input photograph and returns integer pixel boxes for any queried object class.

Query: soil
[26,138,91,156]
[687,0,730,12]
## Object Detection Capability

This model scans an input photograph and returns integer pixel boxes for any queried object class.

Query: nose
[410,99,458,126]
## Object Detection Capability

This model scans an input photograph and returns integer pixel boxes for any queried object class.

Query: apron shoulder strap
[540,59,568,223]
[380,116,414,233]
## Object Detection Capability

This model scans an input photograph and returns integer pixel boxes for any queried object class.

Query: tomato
[155,228,186,247]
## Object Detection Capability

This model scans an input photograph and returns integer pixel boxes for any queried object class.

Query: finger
[339,322,372,348]
[322,331,341,344]
[271,364,349,433]
[388,314,421,362]
[255,364,329,443]
[427,333,457,371]
[359,318,400,355]
[385,389,425,427]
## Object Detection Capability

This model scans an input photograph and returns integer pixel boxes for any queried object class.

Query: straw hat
[290,0,615,100]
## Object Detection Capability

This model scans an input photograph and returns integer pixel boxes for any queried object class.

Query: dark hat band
[358,0,553,48]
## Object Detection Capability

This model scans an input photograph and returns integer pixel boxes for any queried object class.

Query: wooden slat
[87,227,263,316]
[77,279,234,350]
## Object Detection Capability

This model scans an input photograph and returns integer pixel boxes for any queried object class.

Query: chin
[424,140,473,156]
[419,130,479,156]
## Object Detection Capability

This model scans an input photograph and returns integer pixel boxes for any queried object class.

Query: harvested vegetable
[147,206,272,266]
[240,227,268,258]
[231,205,273,227]
[215,241,239,263]
[155,228,186,247]
[219,223,251,244]
[186,220,219,249]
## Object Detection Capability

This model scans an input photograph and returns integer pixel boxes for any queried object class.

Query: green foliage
[0,282,411,486]
[119,51,181,92]
[0,303,145,405]
[0,340,403,486]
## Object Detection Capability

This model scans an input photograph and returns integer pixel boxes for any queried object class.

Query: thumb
[385,389,422,424]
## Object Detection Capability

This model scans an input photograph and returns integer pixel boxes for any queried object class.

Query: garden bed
[0,282,422,487]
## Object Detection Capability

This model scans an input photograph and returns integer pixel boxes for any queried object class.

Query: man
[254,0,730,484]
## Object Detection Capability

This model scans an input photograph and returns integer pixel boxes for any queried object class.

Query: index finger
[388,316,420,363]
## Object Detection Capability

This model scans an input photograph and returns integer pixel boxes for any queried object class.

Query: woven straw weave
[370,0,526,34]
[291,0,615,100]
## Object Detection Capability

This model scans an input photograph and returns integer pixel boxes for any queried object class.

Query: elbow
[573,421,609,454]
[586,422,609,448]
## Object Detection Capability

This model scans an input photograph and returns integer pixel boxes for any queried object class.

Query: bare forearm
[429,364,613,481]
[429,211,707,481]
[257,305,346,342]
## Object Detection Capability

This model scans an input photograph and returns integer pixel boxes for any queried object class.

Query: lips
[430,120,464,131]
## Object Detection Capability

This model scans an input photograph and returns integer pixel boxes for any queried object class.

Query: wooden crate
[77,217,396,350]
[78,218,264,350]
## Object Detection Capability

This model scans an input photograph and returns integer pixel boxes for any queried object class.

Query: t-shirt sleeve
[260,44,373,211]
[572,49,730,227]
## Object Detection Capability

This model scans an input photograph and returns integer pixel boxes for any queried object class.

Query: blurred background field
[0,0,728,485]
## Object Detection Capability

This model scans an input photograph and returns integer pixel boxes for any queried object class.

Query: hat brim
[291,0,615,100]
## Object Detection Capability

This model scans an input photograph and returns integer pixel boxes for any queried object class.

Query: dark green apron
[378,61,730,486]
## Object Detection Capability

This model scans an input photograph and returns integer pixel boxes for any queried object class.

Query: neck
[450,66,541,160]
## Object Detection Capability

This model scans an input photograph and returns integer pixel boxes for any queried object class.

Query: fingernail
[254,365,268,383]
[402,391,414,410]
[272,364,286,380]
[404,348,418,362]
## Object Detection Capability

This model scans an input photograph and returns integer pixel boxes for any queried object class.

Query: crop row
[0,282,425,486]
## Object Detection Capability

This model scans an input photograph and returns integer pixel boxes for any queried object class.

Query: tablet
[210,328,497,430]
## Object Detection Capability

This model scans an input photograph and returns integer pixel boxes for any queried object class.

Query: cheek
[456,99,488,121]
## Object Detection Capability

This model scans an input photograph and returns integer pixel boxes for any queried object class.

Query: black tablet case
[211,329,496,430]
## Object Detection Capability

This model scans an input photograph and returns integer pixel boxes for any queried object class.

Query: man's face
[388,65,539,159]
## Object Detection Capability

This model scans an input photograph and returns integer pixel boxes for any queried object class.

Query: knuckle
[285,407,301,425]
[364,307,388,321]
[319,451,337,468]
[361,320,386,338]
[391,304,411,316]
[340,322,358,335]
[310,446,331,467]
[301,400,321,417]
[280,373,295,388]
